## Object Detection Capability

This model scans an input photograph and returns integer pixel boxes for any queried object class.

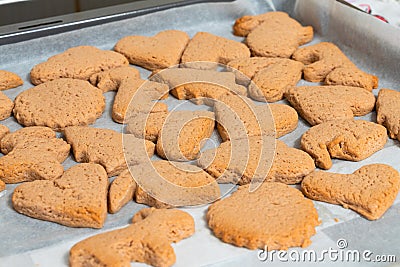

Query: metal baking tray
[0,0,399,266]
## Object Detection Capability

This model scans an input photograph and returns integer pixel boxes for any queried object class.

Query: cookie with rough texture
[292,42,378,90]
[156,111,215,161]
[245,12,313,58]
[114,30,190,70]
[270,104,298,138]
[89,66,168,123]
[0,92,14,120]
[151,68,247,106]
[14,78,105,130]
[207,182,319,250]
[132,160,220,208]
[301,119,387,170]
[1,126,55,154]
[0,70,23,90]
[13,163,108,228]
[108,169,136,214]
[285,85,375,126]
[0,124,10,141]
[89,66,141,92]
[30,46,128,85]
[64,126,155,177]
[0,131,70,184]
[181,32,250,69]
[301,164,400,220]
[70,208,195,267]
[126,111,168,142]
[198,139,314,185]
[376,88,400,140]
[0,179,5,192]
[228,57,303,102]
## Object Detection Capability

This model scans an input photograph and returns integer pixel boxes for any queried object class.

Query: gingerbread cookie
[245,12,313,58]
[198,138,314,185]
[89,66,141,92]
[30,46,128,85]
[0,92,14,121]
[301,119,387,170]
[181,32,250,69]
[1,126,55,154]
[292,42,378,90]
[132,160,220,208]
[285,85,375,126]
[108,169,136,214]
[0,70,23,90]
[301,164,400,220]
[70,208,195,267]
[0,124,10,142]
[214,95,274,141]
[270,104,298,138]
[156,111,215,161]
[207,182,319,250]
[0,131,70,184]
[13,163,108,228]
[13,78,105,130]
[89,66,169,123]
[114,30,190,70]
[151,68,246,106]
[230,58,303,102]
[63,126,155,177]
[376,88,400,140]
[126,111,168,142]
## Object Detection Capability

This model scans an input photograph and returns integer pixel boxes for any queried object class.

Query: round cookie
[13,78,105,130]
[207,182,320,250]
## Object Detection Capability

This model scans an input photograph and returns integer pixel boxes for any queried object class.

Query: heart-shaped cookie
[301,164,400,220]
[114,30,190,70]
[12,163,108,228]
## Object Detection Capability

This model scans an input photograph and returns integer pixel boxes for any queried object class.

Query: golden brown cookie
[0,124,10,142]
[13,163,108,228]
[0,131,70,184]
[13,78,105,130]
[301,164,400,220]
[207,182,320,250]
[181,32,250,69]
[64,126,155,177]
[114,30,190,70]
[245,12,313,58]
[156,111,215,161]
[270,103,298,138]
[132,160,220,208]
[108,169,136,214]
[301,119,387,170]
[89,66,141,92]
[89,66,168,123]
[30,46,128,85]
[376,88,400,140]
[285,85,375,126]
[214,95,273,141]
[227,57,303,102]
[198,138,314,185]
[0,70,23,90]
[151,67,247,105]
[292,42,378,90]
[0,91,14,121]
[126,111,168,142]
[1,126,55,154]
[70,208,195,267]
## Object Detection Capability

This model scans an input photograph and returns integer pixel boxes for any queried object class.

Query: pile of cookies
[0,10,399,267]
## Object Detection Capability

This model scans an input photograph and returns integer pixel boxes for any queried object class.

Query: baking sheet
[0,0,400,266]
